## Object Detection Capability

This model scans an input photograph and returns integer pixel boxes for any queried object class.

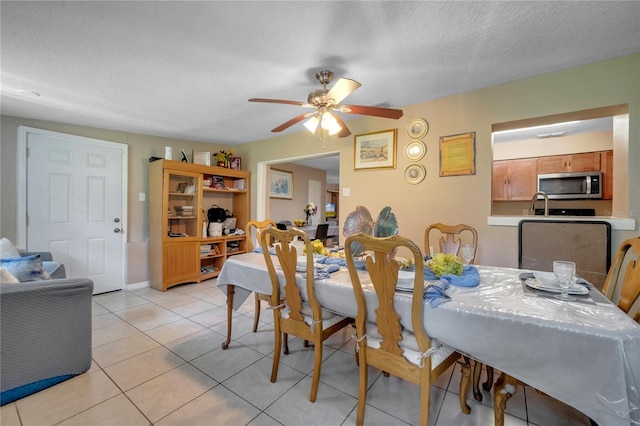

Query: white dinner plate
[525,277,588,295]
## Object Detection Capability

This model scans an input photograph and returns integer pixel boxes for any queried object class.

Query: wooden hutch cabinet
[149,160,250,291]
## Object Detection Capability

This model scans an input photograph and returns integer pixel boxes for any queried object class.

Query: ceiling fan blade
[249,98,310,107]
[326,78,361,105]
[340,104,404,119]
[332,114,352,138]
[271,112,314,133]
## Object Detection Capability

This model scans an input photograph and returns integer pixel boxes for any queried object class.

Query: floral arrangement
[303,239,328,256]
[304,202,317,217]
[427,253,464,277]
[216,150,235,167]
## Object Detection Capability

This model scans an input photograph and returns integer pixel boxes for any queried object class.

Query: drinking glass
[460,244,475,264]
[553,260,576,301]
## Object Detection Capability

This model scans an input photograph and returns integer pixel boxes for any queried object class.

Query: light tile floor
[1,279,592,426]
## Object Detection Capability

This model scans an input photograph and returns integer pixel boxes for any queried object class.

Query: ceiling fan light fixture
[321,111,341,135]
[304,115,320,133]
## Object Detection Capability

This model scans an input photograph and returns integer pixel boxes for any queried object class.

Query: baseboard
[126,280,149,291]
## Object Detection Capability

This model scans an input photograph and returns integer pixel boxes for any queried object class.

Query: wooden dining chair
[425,223,490,400]
[345,233,471,426]
[424,223,478,260]
[245,219,277,332]
[602,236,640,318]
[260,227,354,403]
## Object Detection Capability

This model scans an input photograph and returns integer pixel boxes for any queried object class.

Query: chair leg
[271,328,281,383]
[483,366,494,392]
[459,357,471,414]
[420,369,431,426]
[493,373,518,426]
[309,336,323,403]
[283,333,289,355]
[356,344,367,426]
[473,360,484,401]
[252,293,261,333]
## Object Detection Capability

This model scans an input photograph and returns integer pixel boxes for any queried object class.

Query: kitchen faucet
[529,191,549,216]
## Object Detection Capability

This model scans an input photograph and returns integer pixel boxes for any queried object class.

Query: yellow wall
[237,54,639,267]
[1,54,638,280]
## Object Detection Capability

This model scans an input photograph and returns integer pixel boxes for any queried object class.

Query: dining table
[298,224,340,240]
[216,251,640,426]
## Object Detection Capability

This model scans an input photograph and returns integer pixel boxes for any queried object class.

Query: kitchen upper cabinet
[537,152,601,174]
[492,158,537,201]
[601,150,613,200]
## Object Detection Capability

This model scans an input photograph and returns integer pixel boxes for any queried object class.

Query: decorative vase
[306,214,312,226]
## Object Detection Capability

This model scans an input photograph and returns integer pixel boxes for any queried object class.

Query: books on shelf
[174,205,193,216]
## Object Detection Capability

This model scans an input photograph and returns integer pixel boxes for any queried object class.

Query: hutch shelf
[149,159,250,291]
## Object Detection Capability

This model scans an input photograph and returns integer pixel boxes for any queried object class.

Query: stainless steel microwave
[537,171,602,199]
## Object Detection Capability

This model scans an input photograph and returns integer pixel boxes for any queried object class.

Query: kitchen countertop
[487,215,636,230]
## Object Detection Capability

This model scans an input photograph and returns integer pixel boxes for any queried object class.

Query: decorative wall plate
[407,118,429,139]
[405,164,426,184]
[404,140,426,161]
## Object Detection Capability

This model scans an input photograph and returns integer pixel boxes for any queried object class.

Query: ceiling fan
[249,70,403,138]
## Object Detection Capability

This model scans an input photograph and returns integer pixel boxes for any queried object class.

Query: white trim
[17,126,129,291]
[126,281,150,291]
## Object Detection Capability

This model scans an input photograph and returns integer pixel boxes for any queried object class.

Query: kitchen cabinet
[601,150,613,200]
[537,152,600,174]
[149,160,250,291]
[492,158,537,201]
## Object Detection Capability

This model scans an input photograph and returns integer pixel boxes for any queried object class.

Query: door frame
[16,126,128,287]
[256,151,339,220]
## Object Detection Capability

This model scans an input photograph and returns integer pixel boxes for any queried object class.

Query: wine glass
[460,244,475,264]
[553,260,576,301]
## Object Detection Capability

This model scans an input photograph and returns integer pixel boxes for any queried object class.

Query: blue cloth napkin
[302,264,340,280]
[315,256,347,267]
[254,247,277,255]
[423,280,451,307]
[423,264,481,287]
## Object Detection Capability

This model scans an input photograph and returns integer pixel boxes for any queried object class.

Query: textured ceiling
[1,1,639,147]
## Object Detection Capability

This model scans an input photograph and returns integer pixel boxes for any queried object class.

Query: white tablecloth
[217,252,640,426]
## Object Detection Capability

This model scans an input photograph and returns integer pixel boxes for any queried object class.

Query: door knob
[114,228,122,233]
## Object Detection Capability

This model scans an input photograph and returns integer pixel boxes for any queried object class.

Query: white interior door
[24,128,126,294]
[309,179,322,221]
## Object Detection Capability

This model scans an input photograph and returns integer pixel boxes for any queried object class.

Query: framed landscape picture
[354,129,397,170]
[270,169,293,199]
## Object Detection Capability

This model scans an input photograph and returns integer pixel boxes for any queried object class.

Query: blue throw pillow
[0,254,51,282]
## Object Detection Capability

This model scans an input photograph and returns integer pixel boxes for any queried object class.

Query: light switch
[139,192,146,202]
[342,188,350,196]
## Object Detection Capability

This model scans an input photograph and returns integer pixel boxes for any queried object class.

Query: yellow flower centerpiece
[426,253,464,277]
[303,239,328,256]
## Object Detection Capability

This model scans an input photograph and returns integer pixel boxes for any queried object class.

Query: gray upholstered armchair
[0,251,92,405]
